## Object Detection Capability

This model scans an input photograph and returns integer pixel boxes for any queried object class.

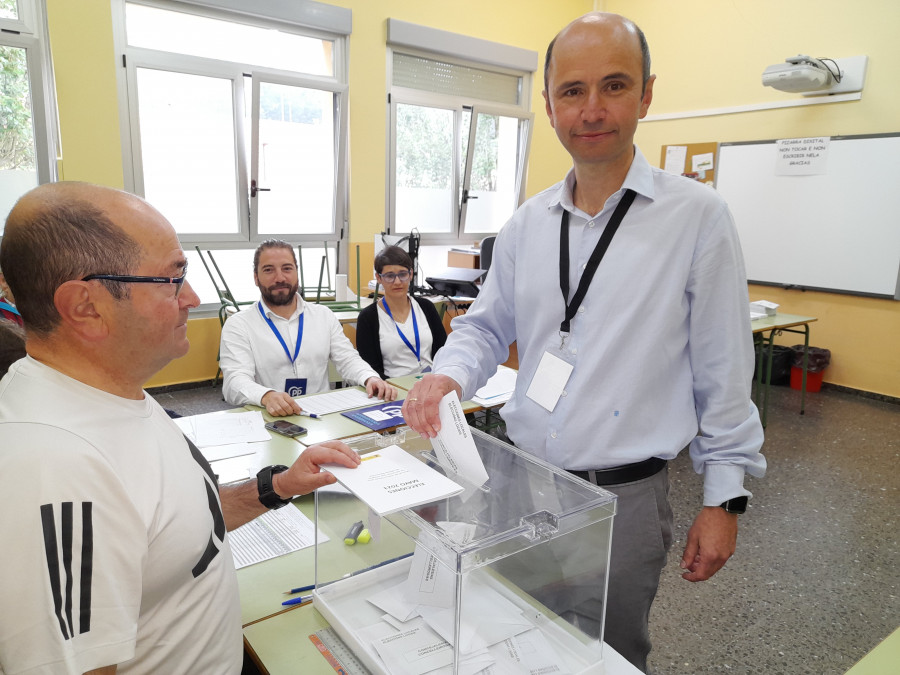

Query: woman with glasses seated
[356,246,447,379]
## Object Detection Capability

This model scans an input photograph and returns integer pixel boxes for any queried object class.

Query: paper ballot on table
[178,410,270,447]
[429,392,489,486]
[323,444,464,516]
[471,366,517,406]
[228,506,327,569]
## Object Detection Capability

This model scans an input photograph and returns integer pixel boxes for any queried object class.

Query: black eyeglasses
[378,270,411,284]
[81,273,187,298]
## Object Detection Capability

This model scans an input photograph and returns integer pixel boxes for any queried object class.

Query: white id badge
[526,350,574,412]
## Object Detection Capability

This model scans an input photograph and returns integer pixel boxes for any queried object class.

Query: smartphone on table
[265,420,308,438]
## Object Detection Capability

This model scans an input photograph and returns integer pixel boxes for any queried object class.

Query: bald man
[403,13,765,670]
[0,182,359,674]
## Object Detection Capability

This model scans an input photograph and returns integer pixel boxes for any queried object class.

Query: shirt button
[582,263,587,270]
[550,431,558,439]
[588,221,595,228]
[578,306,586,313]
[561,390,568,397]
[571,348,577,355]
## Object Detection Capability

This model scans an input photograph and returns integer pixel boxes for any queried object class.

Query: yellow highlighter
[343,520,371,545]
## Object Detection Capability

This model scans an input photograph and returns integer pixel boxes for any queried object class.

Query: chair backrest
[195,246,253,317]
[480,236,496,274]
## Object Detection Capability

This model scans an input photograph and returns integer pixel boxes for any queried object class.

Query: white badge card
[525,351,574,412]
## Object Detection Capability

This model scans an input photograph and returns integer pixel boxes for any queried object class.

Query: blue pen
[297,411,319,419]
[281,594,313,607]
[284,583,316,595]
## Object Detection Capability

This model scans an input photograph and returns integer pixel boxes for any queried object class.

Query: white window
[113,0,350,305]
[0,0,58,230]
[386,20,535,246]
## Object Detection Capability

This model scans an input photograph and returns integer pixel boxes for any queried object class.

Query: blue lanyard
[0,300,19,316]
[381,298,420,362]
[258,301,304,365]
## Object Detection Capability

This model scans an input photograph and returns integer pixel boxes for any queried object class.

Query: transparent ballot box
[311,427,617,675]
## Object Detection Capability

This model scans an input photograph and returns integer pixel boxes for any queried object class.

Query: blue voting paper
[341,400,405,431]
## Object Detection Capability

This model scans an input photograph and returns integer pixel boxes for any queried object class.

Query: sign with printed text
[775,137,830,175]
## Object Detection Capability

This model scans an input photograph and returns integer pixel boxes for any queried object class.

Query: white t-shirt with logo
[0,357,242,674]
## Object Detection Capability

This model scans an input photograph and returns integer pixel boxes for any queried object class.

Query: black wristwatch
[257,465,291,509]
[719,496,749,514]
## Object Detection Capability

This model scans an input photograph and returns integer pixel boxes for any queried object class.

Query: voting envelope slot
[311,426,617,675]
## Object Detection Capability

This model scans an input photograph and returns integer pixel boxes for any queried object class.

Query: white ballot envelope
[430,391,489,486]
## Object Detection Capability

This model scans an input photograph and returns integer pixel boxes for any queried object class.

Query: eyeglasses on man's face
[81,272,188,298]
[378,270,411,284]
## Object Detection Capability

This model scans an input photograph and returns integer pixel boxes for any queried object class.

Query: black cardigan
[356,296,447,380]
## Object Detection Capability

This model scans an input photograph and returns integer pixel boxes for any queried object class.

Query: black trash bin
[755,344,794,386]
[790,345,831,372]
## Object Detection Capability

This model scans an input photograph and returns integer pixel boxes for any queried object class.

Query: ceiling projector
[762,55,836,93]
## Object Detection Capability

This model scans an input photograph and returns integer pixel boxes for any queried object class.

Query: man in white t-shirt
[219,240,397,417]
[0,182,360,674]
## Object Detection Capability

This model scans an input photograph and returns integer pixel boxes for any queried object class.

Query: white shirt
[0,357,242,674]
[434,148,766,506]
[377,299,435,377]
[220,295,378,407]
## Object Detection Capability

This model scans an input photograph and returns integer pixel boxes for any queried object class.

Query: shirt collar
[259,293,304,320]
[549,146,656,213]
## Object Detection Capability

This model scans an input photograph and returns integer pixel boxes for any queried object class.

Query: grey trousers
[603,465,675,673]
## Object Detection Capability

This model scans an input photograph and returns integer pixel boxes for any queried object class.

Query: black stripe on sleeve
[79,502,93,634]
[40,504,70,640]
[61,502,75,638]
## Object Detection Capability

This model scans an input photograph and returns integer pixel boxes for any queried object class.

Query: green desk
[185,407,416,626]
[242,386,409,446]
[844,627,900,674]
[236,490,414,627]
[751,313,818,428]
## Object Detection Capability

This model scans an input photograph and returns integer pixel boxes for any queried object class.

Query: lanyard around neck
[381,297,421,362]
[258,301,304,365]
[559,188,637,338]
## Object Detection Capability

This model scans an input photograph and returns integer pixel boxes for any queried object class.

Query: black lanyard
[559,188,637,338]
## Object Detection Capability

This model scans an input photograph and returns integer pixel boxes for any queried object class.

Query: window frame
[0,0,36,34]
[0,0,59,227]
[459,103,534,238]
[249,70,349,244]
[112,0,350,251]
[385,31,535,245]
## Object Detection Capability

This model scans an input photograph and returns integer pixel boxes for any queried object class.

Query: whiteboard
[715,134,900,298]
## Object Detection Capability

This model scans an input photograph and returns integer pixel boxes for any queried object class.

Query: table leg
[761,331,776,428]
[800,324,810,415]
[753,334,764,410]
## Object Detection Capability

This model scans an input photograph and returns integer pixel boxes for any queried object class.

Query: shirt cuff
[703,463,752,506]
[433,365,474,400]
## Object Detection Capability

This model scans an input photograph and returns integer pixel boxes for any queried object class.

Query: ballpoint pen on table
[297,411,320,419]
[281,594,313,607]
[283,583,316,595]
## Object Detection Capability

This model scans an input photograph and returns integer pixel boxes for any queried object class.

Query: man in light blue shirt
[403,12,766,671]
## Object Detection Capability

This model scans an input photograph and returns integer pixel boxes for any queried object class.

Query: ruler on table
[310,627,372,675]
